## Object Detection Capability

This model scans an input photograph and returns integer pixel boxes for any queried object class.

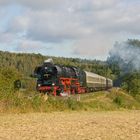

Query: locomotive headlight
[38,84,41,87]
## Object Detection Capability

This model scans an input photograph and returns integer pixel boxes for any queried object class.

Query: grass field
[0,111,140,140]
[1,88,140,113]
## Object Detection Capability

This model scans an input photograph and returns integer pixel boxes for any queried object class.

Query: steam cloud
[108,40,140,73]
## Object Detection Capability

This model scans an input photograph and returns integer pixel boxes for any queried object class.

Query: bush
[113,96,123,106]
[121,73,140,96]
[0,67,22,93]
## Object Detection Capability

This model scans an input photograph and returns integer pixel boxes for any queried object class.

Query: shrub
[0,67,22,93]
[113,96,123,106]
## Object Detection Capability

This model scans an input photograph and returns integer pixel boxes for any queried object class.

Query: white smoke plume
[108,40,140,73]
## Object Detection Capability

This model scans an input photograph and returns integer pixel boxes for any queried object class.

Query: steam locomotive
[34,59,113,96]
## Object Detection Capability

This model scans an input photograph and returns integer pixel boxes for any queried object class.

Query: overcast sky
[0,0,140,60]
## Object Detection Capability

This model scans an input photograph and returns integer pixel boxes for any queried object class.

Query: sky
[0,0,140,60]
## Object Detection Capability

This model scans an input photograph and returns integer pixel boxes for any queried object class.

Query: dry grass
[0,111,140,140]
[1,88,140,113]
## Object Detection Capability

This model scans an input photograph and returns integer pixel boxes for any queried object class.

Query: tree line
[0,51,114,79]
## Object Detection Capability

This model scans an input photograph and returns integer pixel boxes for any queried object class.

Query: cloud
[0,1,11,5]
[9,0,140,38]
[0,0,67,9]
[7,16,29,33]
[72,34,114,59]
[16,39,50,53]
[1,0,119,10]
[0,32,16,43]
[0,0,140,59]
[7,6,93,42]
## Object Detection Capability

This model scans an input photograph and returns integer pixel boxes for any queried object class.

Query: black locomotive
[34,59,113,96]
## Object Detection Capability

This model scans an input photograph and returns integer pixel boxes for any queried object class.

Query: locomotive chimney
[44,58,54,64]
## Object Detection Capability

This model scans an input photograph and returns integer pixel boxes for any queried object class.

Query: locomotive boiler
[34,59,113,96]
